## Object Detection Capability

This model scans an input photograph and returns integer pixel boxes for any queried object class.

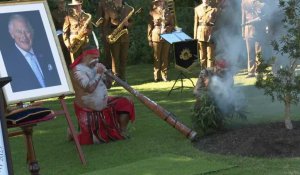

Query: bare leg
[118,113,130,137]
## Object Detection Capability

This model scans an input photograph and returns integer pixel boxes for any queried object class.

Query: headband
[70,49,99,69]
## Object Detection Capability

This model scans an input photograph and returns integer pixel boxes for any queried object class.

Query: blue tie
[27,52,46,87]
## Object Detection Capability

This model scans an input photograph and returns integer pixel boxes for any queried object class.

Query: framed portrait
[0,0,74,105]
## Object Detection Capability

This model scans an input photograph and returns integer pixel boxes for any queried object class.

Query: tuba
[106,4,141,44]
[69,10,92,53]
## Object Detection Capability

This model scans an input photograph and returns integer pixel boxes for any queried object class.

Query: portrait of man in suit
[1,13,61,92]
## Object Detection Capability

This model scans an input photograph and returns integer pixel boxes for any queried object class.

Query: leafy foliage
[192,93,223,136]
[192,85,247,136]
[255,0,300,129]
[255,0,300,106]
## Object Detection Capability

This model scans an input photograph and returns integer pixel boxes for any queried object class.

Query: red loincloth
[73,96,135,145]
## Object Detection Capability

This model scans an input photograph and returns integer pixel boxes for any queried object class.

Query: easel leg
[22,126,40,175]
[180,73,184,93]
[59,97,87,165]
[168,73,182,96]
[181,73,195,87]
[168,72,195,96]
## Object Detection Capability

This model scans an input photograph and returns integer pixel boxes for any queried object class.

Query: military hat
[68,0,82,6]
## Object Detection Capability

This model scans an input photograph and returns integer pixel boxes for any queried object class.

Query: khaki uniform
[194,3,217,68]
[51,7,73,66]
[96,0,112,69]
[63,10,94,58]
[148,5,175,81]
[241,0,266,76]
[104,3,132,81]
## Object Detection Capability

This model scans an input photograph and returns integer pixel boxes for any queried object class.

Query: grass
[82,154,236,175]
[8,63,300,175]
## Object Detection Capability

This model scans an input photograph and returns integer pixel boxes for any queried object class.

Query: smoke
[213,0,286,69]
[209,73,245,114]
[204,0,286,115]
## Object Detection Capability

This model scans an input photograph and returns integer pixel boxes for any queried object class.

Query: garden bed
[193,121,300,157]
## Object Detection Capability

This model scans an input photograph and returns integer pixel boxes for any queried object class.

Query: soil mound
[193,121,300,157]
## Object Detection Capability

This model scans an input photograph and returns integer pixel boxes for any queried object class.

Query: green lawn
[8,63,300,175]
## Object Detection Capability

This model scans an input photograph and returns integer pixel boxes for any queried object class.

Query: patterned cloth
[74,97,135,145]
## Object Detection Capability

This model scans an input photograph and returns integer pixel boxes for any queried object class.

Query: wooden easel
[54,95,86,165]
[7,95,86,175]
[8,124,40,175]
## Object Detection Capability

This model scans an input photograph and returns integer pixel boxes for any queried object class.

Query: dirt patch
[193,121,300,157]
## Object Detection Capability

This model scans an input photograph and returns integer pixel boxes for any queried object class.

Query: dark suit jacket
[2,44,61,92]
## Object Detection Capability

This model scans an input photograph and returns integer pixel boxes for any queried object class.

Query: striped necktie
[26,52,46,88]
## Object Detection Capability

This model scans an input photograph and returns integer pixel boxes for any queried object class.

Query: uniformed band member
[241,0,266,78]
[103,0,132,81]
[63,0,95,59]
[96,0,112,69]
[148,0,175,82]
[51,0,72,66]
[194,0,218,68]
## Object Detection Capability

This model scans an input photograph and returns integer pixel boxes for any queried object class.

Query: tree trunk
[284,101,293,130]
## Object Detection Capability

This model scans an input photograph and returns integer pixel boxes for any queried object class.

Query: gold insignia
[180,48,192,61]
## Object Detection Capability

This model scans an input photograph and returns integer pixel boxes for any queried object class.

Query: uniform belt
[70,32,78,35]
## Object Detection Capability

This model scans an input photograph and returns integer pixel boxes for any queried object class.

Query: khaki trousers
[199,41,214,68]
[152,41,170,81]
[100,35,112,69]
[110,41,129,81]
[245,38,262,75]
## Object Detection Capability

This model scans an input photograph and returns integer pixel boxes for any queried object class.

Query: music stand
[161,31,198,96]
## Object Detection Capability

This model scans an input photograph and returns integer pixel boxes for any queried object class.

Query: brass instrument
[106,5,142,44]
[92,17,104,28]
[104,70,197,141]
[69,10,92,53]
